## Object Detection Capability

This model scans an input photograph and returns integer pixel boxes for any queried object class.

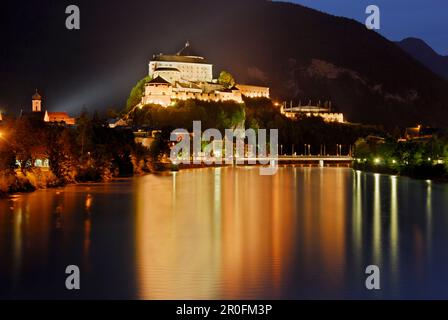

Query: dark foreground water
[1,167,448,299]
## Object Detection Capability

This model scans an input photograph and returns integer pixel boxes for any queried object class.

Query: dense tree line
[244,97,385,155]
[354,136,448,179]
[130,99,246,132]
[128,96,386,160]
[126,75,152,112]
[0,112,150,196]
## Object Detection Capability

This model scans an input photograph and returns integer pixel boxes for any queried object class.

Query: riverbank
[2,166,447,299]
[0,169,62,198]
[3,161,447,200]
[0,167,150,199]
[353,162,448,182]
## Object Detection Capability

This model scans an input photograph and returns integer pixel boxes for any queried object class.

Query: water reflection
[426,180,432,253]
[373,174,382,266]
[351,171,363,285]
[390,176,398,280]
[1,168,448,299]
[135,168,298,299]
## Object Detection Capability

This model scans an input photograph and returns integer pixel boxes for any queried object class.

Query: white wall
[149,61,213,83]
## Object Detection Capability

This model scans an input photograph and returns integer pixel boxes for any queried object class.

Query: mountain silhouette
[1,0,448,127]
[396,37,448,81]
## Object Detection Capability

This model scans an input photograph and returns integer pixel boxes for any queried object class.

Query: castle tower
[32,89,42,112]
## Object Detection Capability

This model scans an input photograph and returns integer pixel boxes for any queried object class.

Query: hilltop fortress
[139,42,270,107]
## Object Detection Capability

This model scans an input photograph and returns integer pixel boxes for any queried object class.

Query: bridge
[240,155,353,167]
[171,155,354,168]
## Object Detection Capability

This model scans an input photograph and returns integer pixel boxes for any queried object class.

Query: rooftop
[47,112,71,117]
[151,41,209,64]
[32,89,42,100]
[147,76,172,85]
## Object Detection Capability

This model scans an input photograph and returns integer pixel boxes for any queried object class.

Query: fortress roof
[147,76,172,85]
[151,41,209,64]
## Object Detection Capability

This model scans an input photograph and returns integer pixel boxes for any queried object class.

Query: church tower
[32,89,42,112]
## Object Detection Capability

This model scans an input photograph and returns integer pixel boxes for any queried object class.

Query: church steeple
[32,89,42,112]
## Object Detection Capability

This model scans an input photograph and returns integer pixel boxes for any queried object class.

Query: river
[1,167,448,299]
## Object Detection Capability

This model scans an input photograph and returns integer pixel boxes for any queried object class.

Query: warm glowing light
[392,159,397,164]
[374,158,381,164]
[85,194,93,211]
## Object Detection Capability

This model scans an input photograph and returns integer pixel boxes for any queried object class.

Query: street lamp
[304,144,311,156]
[336,144,342,156]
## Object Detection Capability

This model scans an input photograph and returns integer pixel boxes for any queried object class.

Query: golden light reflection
[134,167,352,299]
[135,167,300,299]
[4,167,442,299]
[373,174,382,265]
[319,168,346,286]
[85,194,93,212]
[135,170,221,299]
[390,176,398,278]
[352,170,363,270]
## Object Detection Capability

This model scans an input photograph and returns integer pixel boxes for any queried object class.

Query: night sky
[0,0,446,116]
[288,0,448,54]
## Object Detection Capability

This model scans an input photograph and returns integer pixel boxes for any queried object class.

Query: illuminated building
[149,41,213,83]
[23,90,76,125]
[403,125,438,141]
[140,42,269,107]
[45,112,76,125]
[281,102,344,123]
[32,90,42,112]
[235,84,270,99]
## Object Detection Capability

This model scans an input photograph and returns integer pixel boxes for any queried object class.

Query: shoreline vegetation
[353,136,448,182]
[0,110,153,199]
[353,162,448,182]
[2,96,448,198]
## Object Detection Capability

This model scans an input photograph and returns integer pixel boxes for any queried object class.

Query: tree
[76,109,94,157]
[126,75,152,111]
[46,126,78,183]
[218,71,236,89]
[13,117,48,173]
[149,133,169,162]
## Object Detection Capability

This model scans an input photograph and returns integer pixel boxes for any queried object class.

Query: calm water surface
[1,167,448,299]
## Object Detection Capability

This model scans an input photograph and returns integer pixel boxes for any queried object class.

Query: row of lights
[358,157,445,165]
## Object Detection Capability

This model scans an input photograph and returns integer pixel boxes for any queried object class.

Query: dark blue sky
[287,0,447,55]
